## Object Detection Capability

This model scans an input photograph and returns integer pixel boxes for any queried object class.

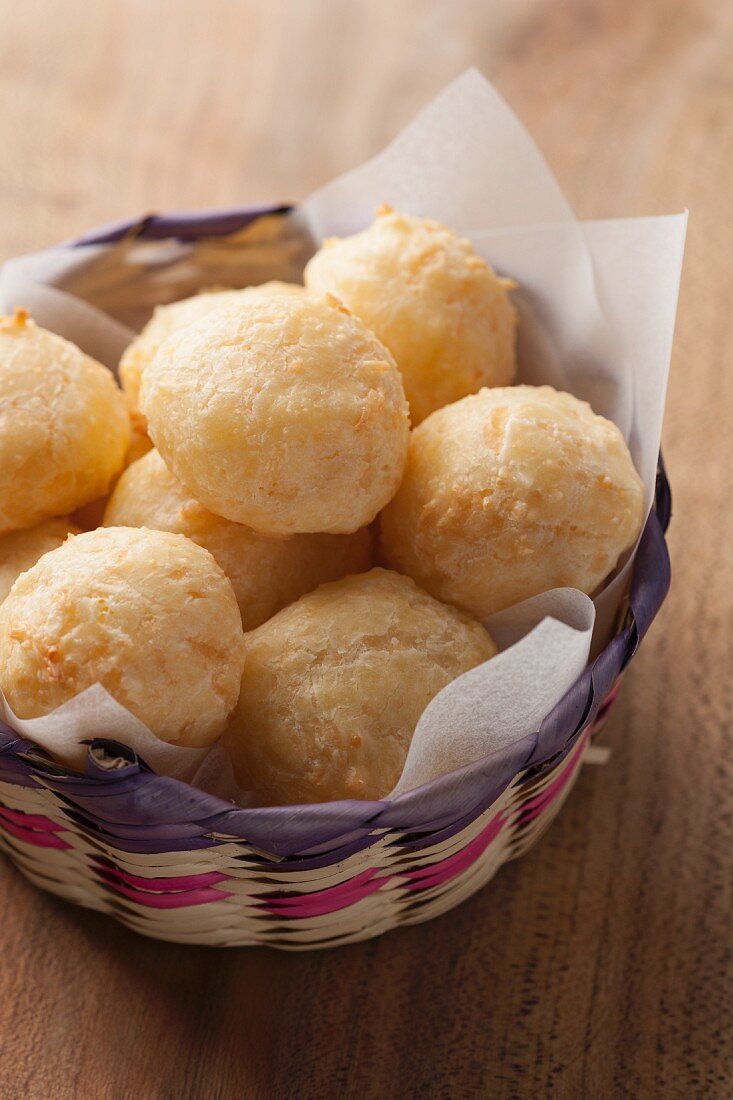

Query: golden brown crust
[118,282,306,422]
[140,293,410,535]
[380,386,645,619]
[0,527,245,747]
[0,307,30,332]
[304,208,517,424]
[0,314,130,534]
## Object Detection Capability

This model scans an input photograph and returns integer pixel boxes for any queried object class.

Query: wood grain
[0,1,731,1096]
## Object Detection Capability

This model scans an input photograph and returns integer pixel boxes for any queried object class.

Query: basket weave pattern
[0,715,610,949]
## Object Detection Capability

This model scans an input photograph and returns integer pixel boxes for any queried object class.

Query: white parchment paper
[0,71,685,801]
[0,684,244,802]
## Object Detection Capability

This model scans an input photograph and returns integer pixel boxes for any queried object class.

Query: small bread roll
[304,207,517,424]
[0,518,79,605]
[104,448,373,629]
[0,527,245,747]
[225,568,496,805]
[381,386,645,619]
[0,310,130,534]
[140,294,409,535]
[119,282,303,420]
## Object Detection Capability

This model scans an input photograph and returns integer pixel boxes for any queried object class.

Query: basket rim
[0,206,673,858]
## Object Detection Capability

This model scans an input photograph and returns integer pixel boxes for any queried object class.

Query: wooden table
[1,1,730,1096]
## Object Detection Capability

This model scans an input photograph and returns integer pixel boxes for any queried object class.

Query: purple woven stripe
[69,204,290,247]
[0,747,50,788]
[0,205,673,861]
[517,730,588,822]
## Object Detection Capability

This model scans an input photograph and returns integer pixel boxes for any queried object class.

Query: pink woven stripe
[263,811,512,915]
[268,875,385,919]
[263,867,384,918]
[404,811,507,891]
[96,865,230,892]
[102,879,234,908]
[518,734,588,822]
[0,806,67,833]
[0,815,71,850]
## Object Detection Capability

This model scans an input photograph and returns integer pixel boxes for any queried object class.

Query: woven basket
[0,209,672,949]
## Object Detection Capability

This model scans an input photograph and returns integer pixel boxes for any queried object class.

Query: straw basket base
[0,698,614,950]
